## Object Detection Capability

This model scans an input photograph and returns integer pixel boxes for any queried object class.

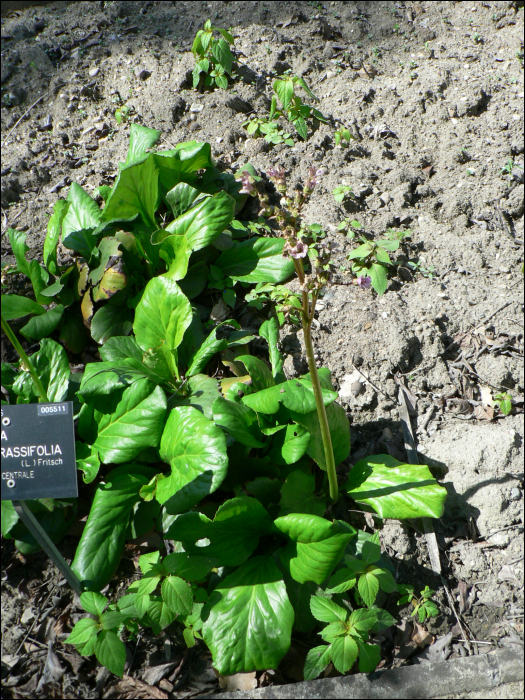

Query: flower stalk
[1,314,49,403]
[248,165,339,501]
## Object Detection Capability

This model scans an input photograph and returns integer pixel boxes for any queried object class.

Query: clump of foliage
[334,125,355,147]
[1,125,447,681]
[397,584,440,623]
[244,74,328,142]
[191,19,235,90]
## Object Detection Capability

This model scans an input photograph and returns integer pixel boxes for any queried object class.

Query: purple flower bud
[239,170,256,195]
[355,275,372,289]
[284,239,308,259]
[305,166,325,191]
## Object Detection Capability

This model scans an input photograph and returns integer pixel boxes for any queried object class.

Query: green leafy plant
[332,185,354,203]
[245,283,302,325]
[270,74,328,140]
[494,391,513,416]
[405,259,436,279]
[191,19,235,90]
[397,584,439,622]
[346,236,401,295]
[337,217,364,239]
[243,117,295,146]
[1,124,448,682]
[114,104,131,124]
[334,126,355,147]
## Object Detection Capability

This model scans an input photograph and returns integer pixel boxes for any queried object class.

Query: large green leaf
[304,645,332,681]
[29,338,70,402]
[236,355,275,392]
[102,153,159,229]
[259,317,285,383]
[62,227,99,262]
[212,396,264,448]
[8,229,30,277]
[44,199,69,275]
[242,373,337,415]
[273,513,337,543]
[95,630,126,678]
[99,336,143,363]
[1,295,45,321]
[279,470,326,517]
[156,406,228,513]
[292,401,350,471]
[165,497,270,567]
[344,454,447,519]
[186,325,228,377]
[268,423,310,465]
[202,556,294,675]
[273,78,294,109]
[331,635,358,674]
[20,305,64,340]
[79,359,165,398]
[92,379,166,464]
[154,142,213,194]
[216,237,294,283]
[170,374,220,421]
[133,277,192,379]
[62,182,102,237]
[72,465,156,590]
[158,234,191,280]
[163,190,235,252]
[281,533,353,585]
[91,304,134,344]
[211,38,233,74]
[166,182,208,218]
[124,123,161,166]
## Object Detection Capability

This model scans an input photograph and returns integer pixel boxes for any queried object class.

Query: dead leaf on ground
[142,660,181,686]
[104,675,169,699]
[457,580,471,614]
[412,622,434,648]
[498,565,521,586]
[474,404,494,421]
[215,670,257,692]
[36,641,65,692]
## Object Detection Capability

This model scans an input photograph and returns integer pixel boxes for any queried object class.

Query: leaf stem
[1,314,48,403]
[295,262,338,502]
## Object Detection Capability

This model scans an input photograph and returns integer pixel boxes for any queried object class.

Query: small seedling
[347,236,401,295]
[334,126,355,147]
[245,283,302,325]
[337,217,363,239]
[473,33,482,43]
[405,260,436,279]
[494,392,512,416]
[332,185,354,203]
[397,585,439,623]
[191,19,235,90]
[243,117,294,146]
[500,158,517,182]
[270,74,328,140]
[384,228,412,242]
[115,104,131,124]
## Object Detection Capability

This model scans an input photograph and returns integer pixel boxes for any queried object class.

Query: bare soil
[1,1,524,698]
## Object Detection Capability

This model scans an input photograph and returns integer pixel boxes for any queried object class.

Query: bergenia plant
[242,165,339,501]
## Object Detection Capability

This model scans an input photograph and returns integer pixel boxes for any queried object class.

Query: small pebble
[190,103,204,113]
[509,488,521,501]
[89,67,100,78]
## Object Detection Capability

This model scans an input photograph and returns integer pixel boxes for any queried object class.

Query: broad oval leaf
[133,276,192,379]
[170,374,221,421]
[216,237,294,283]
[273,513,336,544]
[20,304,64,340]
[303,645,332,681]
[62,182,102,238]
[79,359,165,398]
[156,405,228,513]
[1,294,45,321]
[101,153,159,229]
[310,596,348,623]
[94,630,126,678]
[331,635,358,674]
[44,199,69,275]
[91,304,133,344]
[242,373,337,415]
[344,454,447,519]
[287,533,354,585]
[164,190,235,252]
[165,496,270,567]
[202,555,294,675]
[93,379,167,464]
[72,465,156,591]
[212,396,265,448]
[161,575,193,616]
[125,123,161,166]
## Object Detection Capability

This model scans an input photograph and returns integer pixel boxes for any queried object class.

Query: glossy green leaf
[76,442,101,484]
[99,336,142,363]
[62,227,99,261]
[94,630,126,678]
[320,620,346,643]
[166,497,270,567]
[154,142,213,194]
[164,190,235,252]
[20,304,64,340]
[186,326,228,377]
[212,38,233,74]
[292,401,350,472]
[303,645,332,681]
[125,123,161,166]
[72,465,155,591]
[273,78,294,109]
[163,552,216,581]
[242,373,337,415]
[102,153,159,229]
[156,405,228,513]
[212,396,264,448]
[159,234,191,280]
[259,318,285,383]
[8,229,30,277]
[91,304,133,344]
[357,640,381,672]
[358,571,380,607]
[179,260,209,299]
[1,295,45,321]
[1,501,19,537]
[279,470,325,517]
[310,596,348,623]
[78,358,165,397]
[44,199,69,275]
[268,423,310,465]
[369,262,388,295]
[134,277,192,379]
[344,454,447,519]
[65,617,99,647]
[89,237,121,286]
[236,355,275,392]
[62,182,102,237]
[166,182,208,218]
[273,513,337,544]
[170,374,220,421]
[216,237,294,283]
[30,338,70,402]
[331,635,358,674]
[203,556,293,675]
[161,576,193,616]
[285,533,354,585]
[80,591,108,617]
[93,380,167,464]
